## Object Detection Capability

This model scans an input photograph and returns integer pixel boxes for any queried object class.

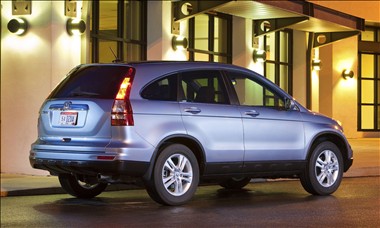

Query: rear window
[49,65,132,99]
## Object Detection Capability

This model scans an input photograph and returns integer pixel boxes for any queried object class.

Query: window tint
[141,74,177,101]
[180,70,229,104]
[226,71,284,109]
[49,65,132,99]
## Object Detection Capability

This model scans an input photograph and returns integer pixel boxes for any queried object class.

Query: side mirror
[285,98,298,111]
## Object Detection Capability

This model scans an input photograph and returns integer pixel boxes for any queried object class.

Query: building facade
[1,0,379,175]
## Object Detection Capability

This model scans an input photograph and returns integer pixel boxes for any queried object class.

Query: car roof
[83,61,251,73]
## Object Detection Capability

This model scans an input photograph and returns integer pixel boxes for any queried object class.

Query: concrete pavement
[1,138,379,197]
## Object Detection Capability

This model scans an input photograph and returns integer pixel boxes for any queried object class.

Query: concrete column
[147,1,187,61]
[319,45,333,117]
[1,1,83,174]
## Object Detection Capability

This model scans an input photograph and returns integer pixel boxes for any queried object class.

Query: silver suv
[30,62,353,205]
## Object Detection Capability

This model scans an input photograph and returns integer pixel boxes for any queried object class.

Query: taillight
[111,67,135,126]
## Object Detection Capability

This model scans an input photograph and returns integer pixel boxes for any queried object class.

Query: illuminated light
[312,59,321,71]
[115,77,131,99]
[111,68,135,126]
[342,69,354,79]
[253,49,267,63]
[66,18,86,36]
[7,18,28,35]
[172,36,188,51]
[96,156,116,160]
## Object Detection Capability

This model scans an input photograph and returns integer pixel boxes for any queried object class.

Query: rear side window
[49,65,132,99]
[141,74,177,101]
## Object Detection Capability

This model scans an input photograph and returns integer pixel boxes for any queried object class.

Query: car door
[179,70,244,174]
[224,70,305,171]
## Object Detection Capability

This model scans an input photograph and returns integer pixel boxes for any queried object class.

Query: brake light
[111,68,135,126]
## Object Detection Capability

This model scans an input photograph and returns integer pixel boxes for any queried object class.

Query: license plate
[59,112,78,126]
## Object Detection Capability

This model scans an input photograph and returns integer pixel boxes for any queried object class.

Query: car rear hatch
[35,64,134,151]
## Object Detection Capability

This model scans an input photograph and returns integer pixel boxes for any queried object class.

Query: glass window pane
[141,74,177,101]
[181,71,228,104]
[214,17,227,53]
[361,28,375,41]
[378,80,380,103]
[242,78,263,106]
[99,40,117,63]
[265,33,276,61]
[194,52,209,61]
[280,31,288,63]
[124,1,141,40]
[194,15,209,51]
[361,80,374,103]
[226,71,284,108]
[361,106,374,129]
[50,65,132,99]
[265,63,275,83]
[99,1,118,36]
[377,55,380,79]
[214,55,227,63]
[378,106,380,130]
[361,54,374,78]
[280,65,288,92]
[123,43,141,62]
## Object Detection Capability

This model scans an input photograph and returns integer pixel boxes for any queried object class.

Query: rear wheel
[300,141,343,195]
[219,177,251,189]
[146,144,199,206]
[58,174,107,198]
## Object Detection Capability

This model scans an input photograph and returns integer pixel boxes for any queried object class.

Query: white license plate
[59,112,78,125]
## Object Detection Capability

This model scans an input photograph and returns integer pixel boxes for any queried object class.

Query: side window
[141,74,177,101]
[180,71,229,104]
[227,71,285,109]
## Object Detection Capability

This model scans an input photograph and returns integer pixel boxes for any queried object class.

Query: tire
[58,174,107,199]
[146,144,199,206]
[300,141,343,195]
[219,177,251,189]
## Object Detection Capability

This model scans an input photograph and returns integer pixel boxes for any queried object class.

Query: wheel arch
[307,132,352,172]
[143,134,206,181]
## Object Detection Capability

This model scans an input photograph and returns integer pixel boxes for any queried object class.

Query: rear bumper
[30,155,149,177]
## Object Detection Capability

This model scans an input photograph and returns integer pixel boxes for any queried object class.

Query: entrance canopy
[172,0,365,47]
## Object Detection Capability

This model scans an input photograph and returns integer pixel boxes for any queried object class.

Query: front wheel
[58,174,107,198]
[146,144,199,206]
[300,141,343,195]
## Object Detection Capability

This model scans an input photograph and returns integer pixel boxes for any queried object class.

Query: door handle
[184,107,201,114]
[244,110,260,117]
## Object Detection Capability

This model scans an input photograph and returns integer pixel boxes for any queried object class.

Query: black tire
[300,141,343,195]
[146,144,199,206]
[219,177,251,189]
[58,174,107,199]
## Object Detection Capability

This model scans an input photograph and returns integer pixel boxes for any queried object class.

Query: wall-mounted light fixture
[253,49,266,63]
[172,36,188,51]
[312,59,321,71]
[66,18,86,36]
[342,69,354,79]
[7,18,28,35]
